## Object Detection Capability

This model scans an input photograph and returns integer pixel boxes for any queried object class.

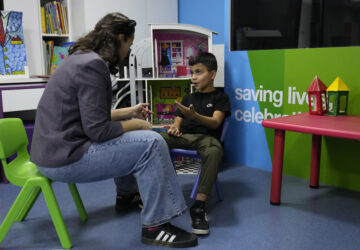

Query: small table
[262,112,360,205]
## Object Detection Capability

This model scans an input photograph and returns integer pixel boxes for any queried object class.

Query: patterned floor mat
[174,159,200,175]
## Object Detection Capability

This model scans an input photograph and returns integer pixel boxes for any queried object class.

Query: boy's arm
[164,116,183,137]
[175,101,225,130]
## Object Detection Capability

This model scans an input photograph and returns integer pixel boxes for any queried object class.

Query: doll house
[151,23,216,78]
[144,24,217,125]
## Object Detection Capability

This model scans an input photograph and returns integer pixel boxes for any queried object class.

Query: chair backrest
[220,120,229,143]
[0,118,29,160]
[0,118,32,185]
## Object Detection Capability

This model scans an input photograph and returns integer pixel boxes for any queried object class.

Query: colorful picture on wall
[0,11,28,79]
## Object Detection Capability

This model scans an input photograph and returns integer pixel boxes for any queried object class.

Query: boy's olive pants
[160,132,223,196]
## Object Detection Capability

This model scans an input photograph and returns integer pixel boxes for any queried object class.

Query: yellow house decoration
[327,77,350,116]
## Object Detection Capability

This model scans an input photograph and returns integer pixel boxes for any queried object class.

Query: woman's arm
[120,118,152,132]
[111,103,153,120]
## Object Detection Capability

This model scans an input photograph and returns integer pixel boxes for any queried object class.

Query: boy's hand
[164,124,182,137]
[175,101,196,120]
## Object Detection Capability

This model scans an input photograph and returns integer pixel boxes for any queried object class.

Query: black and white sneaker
[141,223,198,248]
[190,205,209,235]
[115,192,143,211]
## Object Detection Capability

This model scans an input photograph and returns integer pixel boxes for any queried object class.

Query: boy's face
[190,63,216,93]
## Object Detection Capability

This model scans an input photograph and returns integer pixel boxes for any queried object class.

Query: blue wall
[178,0,225,45]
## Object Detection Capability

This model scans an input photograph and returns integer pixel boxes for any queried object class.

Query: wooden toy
[306,76,328,115]
[327,76,350,116]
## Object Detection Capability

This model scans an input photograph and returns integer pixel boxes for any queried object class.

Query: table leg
[310,134,321,188]
[270,129,285,205]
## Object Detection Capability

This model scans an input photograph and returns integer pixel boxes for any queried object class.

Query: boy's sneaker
[115,192,143,211]
[190,205,209,235]
[141,223,198,248]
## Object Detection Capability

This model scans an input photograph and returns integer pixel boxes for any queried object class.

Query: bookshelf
[4,0,85,76]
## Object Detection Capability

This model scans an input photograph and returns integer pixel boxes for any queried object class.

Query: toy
[306,76,328,115]
[326,76,350,116]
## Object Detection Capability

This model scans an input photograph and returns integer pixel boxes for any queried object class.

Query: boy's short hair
[189,51,217,72]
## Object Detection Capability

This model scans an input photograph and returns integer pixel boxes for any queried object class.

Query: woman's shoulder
[66,51,108,73]
[70,51,104,65]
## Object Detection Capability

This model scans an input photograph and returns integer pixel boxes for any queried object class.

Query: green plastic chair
[0,118,87,249]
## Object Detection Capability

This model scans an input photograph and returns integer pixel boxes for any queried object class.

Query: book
[56,1,64,34]
[50,46,69,74]
[46,40,54,74]
[41,7,46,33]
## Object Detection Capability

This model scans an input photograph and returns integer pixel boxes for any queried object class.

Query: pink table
[262,112,360,205]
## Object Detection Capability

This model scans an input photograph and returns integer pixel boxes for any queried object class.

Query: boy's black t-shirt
[174,90,231,140]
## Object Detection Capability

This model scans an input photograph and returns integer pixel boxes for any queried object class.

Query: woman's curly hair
[69,12,136,74]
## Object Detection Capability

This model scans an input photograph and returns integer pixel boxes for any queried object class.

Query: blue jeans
[37,130,187,227]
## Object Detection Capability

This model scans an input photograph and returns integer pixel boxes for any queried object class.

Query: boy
[161,52,231,235]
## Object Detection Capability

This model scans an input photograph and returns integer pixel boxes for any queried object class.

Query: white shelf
[0,78,47,84]
[42,34,70,38]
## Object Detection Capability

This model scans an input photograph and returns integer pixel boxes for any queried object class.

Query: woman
[30,12,197,248]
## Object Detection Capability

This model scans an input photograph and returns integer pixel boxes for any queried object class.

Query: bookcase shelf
[42,34,70,38]
[4,0,85,76]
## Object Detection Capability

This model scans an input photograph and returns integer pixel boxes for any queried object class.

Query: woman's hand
[121,119,152,132]
[132,103,153,119]
[164,124,182,137]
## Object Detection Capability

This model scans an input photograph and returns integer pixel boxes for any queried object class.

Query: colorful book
[56,1,64,34]
[50,46,69,74]
[41,7,46,33]
[46,40,54,74]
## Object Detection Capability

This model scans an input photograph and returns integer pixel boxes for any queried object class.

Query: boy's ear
[210,70,217,80]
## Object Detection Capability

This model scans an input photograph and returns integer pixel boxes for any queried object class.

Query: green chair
[0,118,87,249]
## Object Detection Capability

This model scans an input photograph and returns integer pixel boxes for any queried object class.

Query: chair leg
[214,178,223,201]
[68,184,87,221]
[15,187,41,222]
[0,182,34,244]
[40,180,72,249]
[190,166,202,200]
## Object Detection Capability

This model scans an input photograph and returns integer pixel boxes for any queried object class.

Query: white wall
[83,0,178,44]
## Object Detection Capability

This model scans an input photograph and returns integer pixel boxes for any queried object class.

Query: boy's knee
[203,147,223,159]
